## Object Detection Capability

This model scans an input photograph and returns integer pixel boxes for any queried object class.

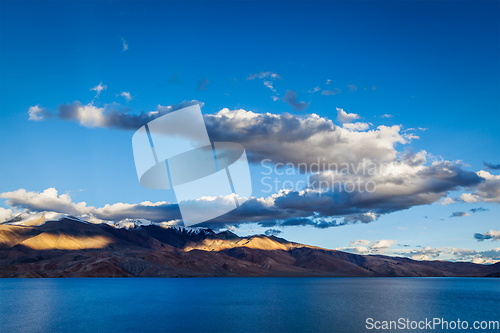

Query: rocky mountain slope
[0,218,498,278]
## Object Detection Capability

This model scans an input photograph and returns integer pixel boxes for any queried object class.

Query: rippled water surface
[1,278,499,333]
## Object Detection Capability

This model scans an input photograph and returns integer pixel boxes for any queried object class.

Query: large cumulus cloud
[204,108,415,167]
[23,103,499,229]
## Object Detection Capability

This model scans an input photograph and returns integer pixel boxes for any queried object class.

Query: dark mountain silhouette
[0,218,498,278]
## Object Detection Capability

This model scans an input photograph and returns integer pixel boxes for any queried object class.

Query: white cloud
[247,72,281,80]
[399,246,500,264]
[118,91,132,101]
[25,105,492,226]
[342,122,371,131]
[439,197,456,205]
[28,105,44,121]
[247,72,281,92]
[263,81,276,92]
[459,193,480,203]
[349,239,371,247]
[0,188,94,216]
[370,239,397,251]
[308,86,320,93]
[475,230,500,241]
[336,108,360,123]
[347,84,357,92]
[27,100,203,130]
[205,108,416,168]
[0,207,13,223]
[455,172,500,205]
[368,240,391,249]
[321,88,342,96]
[339,240,500,264]
[485,230,500,240]
[76,103,107,127]
[468,171,500,204]
[335,239,396,254]
[121,38,128,51]
[27,101,106,128]
[0,188,181,223]
[379,114,393,118]
[90,81,107,98]
[326,79,332,85]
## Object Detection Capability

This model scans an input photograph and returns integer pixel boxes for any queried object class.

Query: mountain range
[0,216,499,278]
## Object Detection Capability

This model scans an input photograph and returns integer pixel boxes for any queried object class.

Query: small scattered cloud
[326,79,332,85]
[28,105,44,121]
[379,114,393,118]
[263,81,276,92]
[338,239,500,264]
[321,88,342,96]
[308,86,320,93]
[117,92,132,101]
[439,197,456,205]
[283,90,309,111]
[247,72,281,80]
[271,96,280,102]
[336,108,360,124]
[264,229,282,236]
[349,240,371,247]
[347,84,357,92]
[335,239,396,254]
[459,193,480,203]
[450,211,470,218]
[370,239,397,252]
[121,38,128,51]
[474,230,500,242]
[247,72,281,92]
[198,78,209,91]
[398,246,500,263]
[470,207,488,213]
[484,162,500,170]
[372,85,377,91]
[90,82,107,98]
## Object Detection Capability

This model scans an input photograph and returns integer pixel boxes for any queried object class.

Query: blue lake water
[0,278,499,333]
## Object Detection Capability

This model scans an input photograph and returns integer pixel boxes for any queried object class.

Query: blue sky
[0,1,499,262]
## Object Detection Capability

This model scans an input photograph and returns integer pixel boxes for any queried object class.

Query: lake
[1,278,499,333]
